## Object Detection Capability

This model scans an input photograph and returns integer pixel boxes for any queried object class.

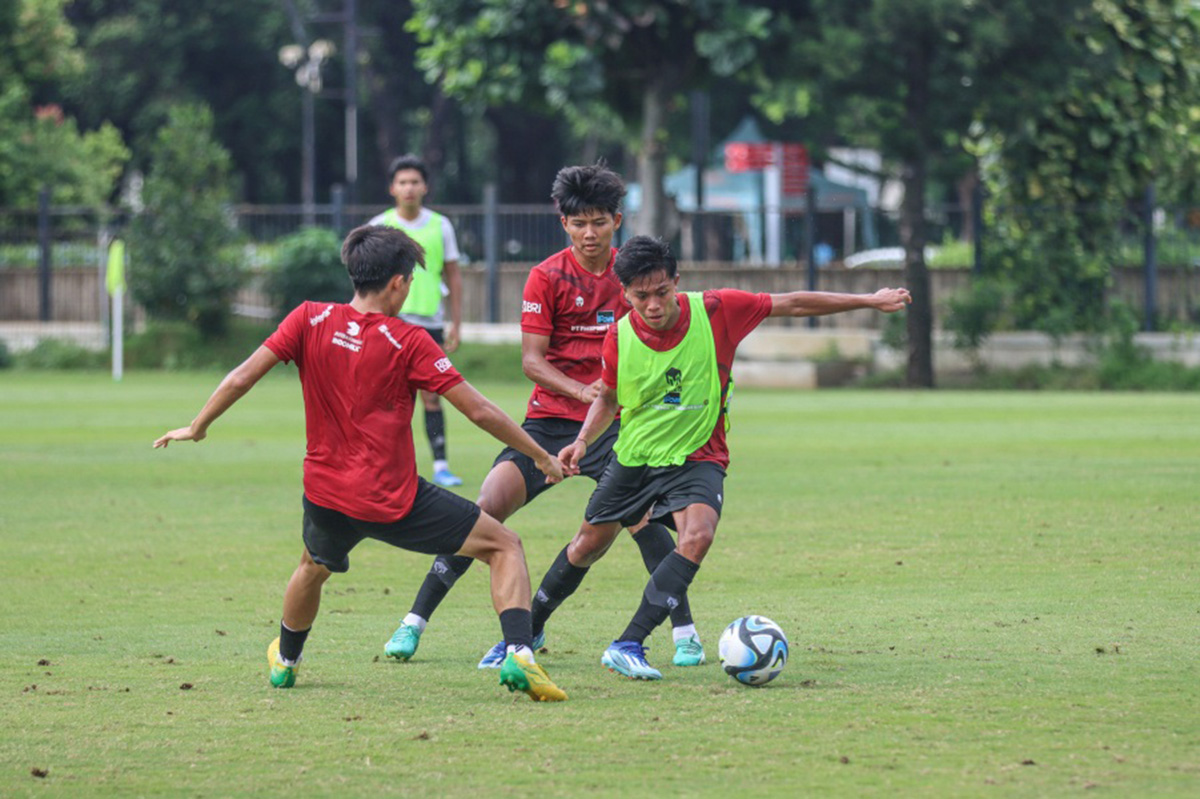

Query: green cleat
[672,634,706,667]
[267,637,299,689]
[499,653,568,702]
[384,623,422,661]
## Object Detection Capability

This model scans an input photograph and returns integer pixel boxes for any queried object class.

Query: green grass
[1,373,1197,797]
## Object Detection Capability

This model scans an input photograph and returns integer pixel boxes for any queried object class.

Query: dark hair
[613,235,677,286]
[551,162,626,218]
[387,153,428,183]
[340,225,426,294]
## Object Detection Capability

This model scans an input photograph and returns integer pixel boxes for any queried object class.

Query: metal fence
[2,200,1198,334]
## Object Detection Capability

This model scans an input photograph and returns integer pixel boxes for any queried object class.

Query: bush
[0,340,11,369]
[15,339,106,369]
[265,228,350,319]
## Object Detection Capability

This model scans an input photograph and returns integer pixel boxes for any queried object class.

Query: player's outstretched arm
[152,346,280,448]
[521,332,602,403]
[559,383,620,474]
[442,382,564,483]
[768,287,912,318]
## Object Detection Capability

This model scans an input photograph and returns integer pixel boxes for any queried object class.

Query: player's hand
[872,288,912,313]
[153,425,205,448]
[558,439,587,475]
[535,453,565,484]
[575,379,603,404]
[444,322,460,353]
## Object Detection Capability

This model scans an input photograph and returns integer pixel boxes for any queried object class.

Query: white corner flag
[107,238,126,381]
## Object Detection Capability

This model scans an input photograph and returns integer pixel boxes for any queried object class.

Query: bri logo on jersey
[522,300,543,315]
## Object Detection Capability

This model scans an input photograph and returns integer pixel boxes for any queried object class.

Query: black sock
[633,523,694,628]
[279,622,310,662]
[498,607,533,652]
[620,552,700,644]
[530,546,590,636]
[410,555,474,620]
[425,409,447,462]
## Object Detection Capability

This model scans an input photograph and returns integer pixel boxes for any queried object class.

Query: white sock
[433,459,449,473]
[672,624,698,643]
[402,613,427,632]
[507,644,534,662]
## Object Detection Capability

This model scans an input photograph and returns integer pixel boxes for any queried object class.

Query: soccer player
[369,154,465,487]
[385,164,707,670]
[153,225,567,702]
[556,235,912,680]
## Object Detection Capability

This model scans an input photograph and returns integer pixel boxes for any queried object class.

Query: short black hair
[613,235,677,286]
[551,163,626,218]
[387,153,428,183]
[340,225,426,294]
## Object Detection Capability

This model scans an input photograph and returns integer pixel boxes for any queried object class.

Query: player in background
[154,225,567,702]
[555,236,911,680]
[370,154,465,487]
[384,164,707,670]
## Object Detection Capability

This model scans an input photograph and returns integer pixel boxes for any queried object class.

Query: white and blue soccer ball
[717,615,789,686]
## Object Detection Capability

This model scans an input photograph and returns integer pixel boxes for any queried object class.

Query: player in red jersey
[153,225,567,702]
[385,164,706,669]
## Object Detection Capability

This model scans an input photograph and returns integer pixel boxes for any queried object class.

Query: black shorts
[584,460,726,528]
[492,417,621,505]
[424,326,444,347]
[301,479,481,573]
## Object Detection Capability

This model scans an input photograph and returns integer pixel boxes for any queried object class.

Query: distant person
[154,224,568,702]
[370,154,465,487]
[383,163,707,671]
[555,235,911,680]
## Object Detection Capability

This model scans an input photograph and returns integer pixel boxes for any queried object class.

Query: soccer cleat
[498,653,567,702]
[384,623,422,661]
[672,634,706,667]
[478,630,546,669]
[267,637,299,689]
[601,640,662,680]
[432,467,463,487]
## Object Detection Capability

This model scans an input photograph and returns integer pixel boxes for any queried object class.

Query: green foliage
[127,103,245,339]
[124,318,276,370]
[0,339,11,369]
[265,227,349,320]
[0,0,129,207]
[944,275,1014,354]
[12,338,106,369]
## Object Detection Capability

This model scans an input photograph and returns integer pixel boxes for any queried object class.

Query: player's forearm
[445,262,463,327]
[467,399,550,462]
[189,347,276,435]
[575,391,618,446]
[772,291,880,318]
[522,353,589,400]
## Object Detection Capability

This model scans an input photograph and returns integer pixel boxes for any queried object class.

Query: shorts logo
[596,310,615,325]
[522,300,542,314]
[575,296,584,307]
[434,357,453,373]
[663,367,683,405]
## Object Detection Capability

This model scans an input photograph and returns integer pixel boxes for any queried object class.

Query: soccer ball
[717,615,788,686]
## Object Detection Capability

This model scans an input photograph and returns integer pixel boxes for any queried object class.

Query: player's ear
[612,212,623,229]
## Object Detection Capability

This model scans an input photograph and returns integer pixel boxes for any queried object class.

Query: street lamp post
[279,40,335,226]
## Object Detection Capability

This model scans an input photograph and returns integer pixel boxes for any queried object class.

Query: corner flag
[106,238,126,295]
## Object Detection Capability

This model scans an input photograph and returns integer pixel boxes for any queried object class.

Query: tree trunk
[635,75,670,237]
[486,106,567,202]
[902,43,935,388]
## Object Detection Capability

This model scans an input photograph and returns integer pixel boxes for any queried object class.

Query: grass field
[1,371,1197,797]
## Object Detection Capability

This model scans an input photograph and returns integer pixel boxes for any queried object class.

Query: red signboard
[724,141,810,195]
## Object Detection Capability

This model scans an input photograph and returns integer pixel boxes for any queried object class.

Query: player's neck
[351,293,400,316]
[394,204,423,222]
[571,245,610,275]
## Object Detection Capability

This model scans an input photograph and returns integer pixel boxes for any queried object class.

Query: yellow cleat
[498,653,567,702]
[267,636,299,688]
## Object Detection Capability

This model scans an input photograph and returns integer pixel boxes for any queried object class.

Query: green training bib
[379,209,445,317]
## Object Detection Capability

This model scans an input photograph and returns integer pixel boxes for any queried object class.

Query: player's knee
[567,527,615,567]
[678,527,715,563]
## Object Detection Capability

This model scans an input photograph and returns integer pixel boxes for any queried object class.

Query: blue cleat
[601,640,662,680]
[433,468,463,487]
[478,630,546,669]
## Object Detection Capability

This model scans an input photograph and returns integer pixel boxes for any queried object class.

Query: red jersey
[601,289,773,468]
[264,301,465,522]
[520,247,630,421]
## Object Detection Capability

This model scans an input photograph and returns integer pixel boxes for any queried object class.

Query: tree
[0,0,128,206]
[762,0,1093,387]
[407,0,775,232]
[128,104,244,338]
